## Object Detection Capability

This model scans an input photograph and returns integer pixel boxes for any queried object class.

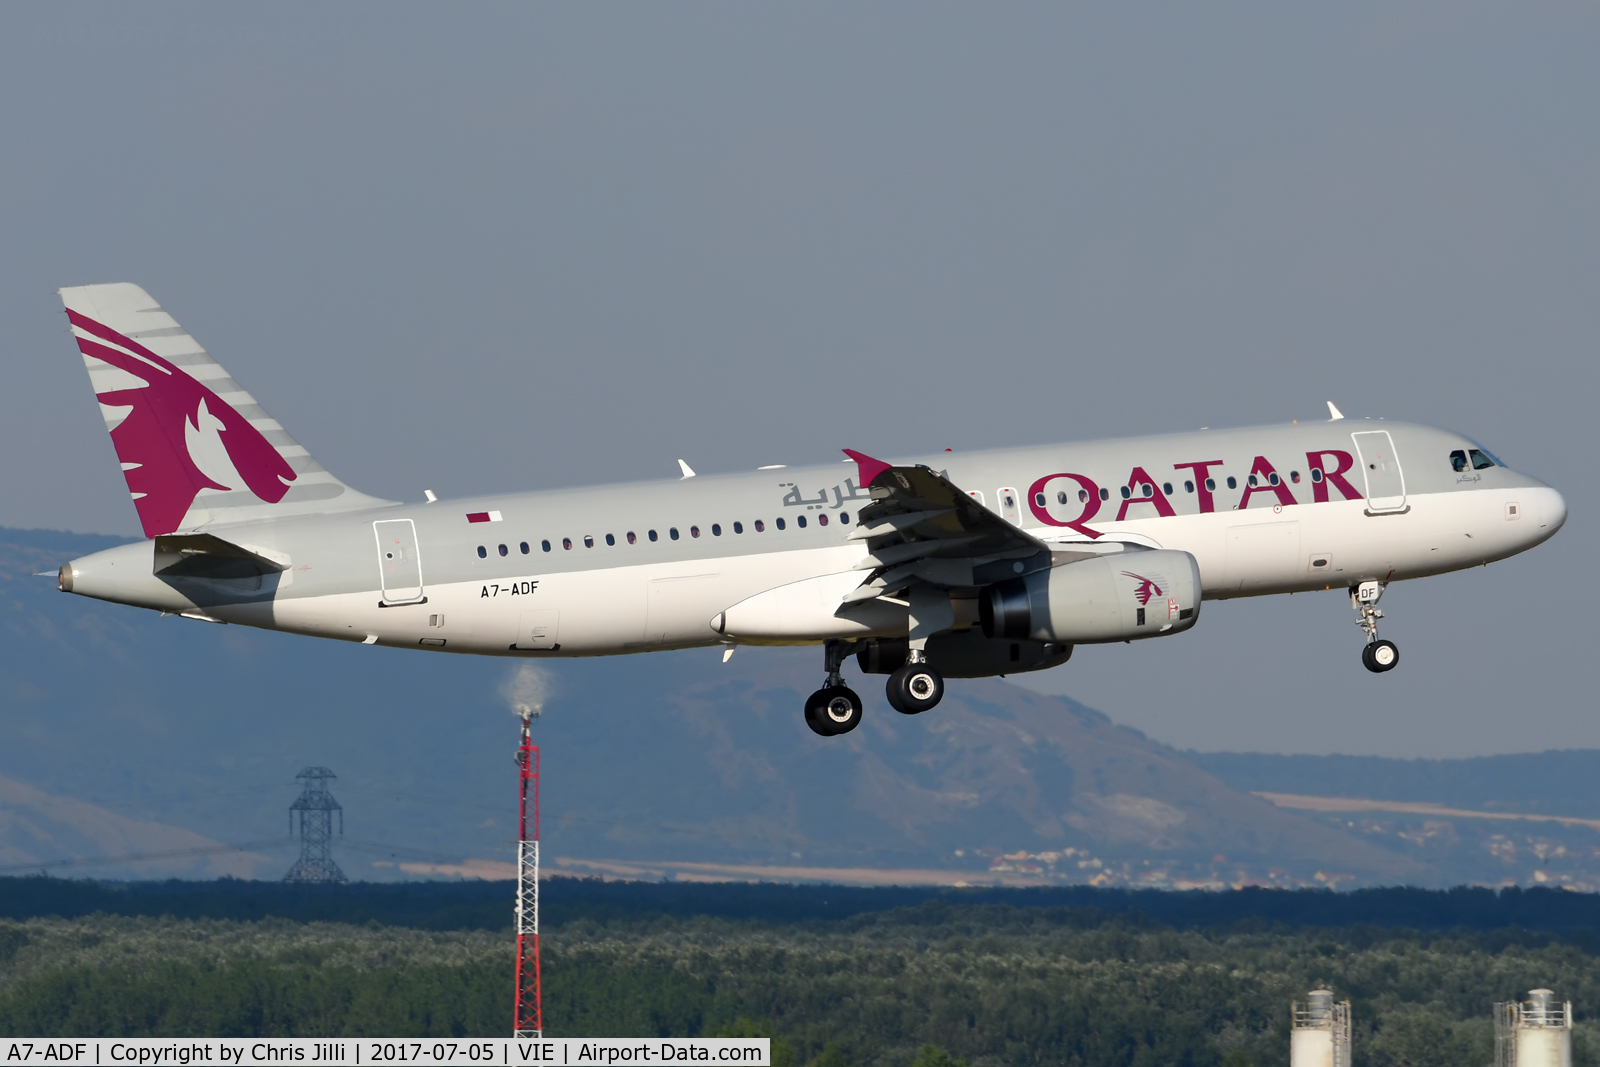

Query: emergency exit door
[1351,431,1406,513]
[373,519,425,604]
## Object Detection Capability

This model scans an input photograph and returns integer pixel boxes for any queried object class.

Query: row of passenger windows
[1033,469,1320,507]
[477,511,852,559]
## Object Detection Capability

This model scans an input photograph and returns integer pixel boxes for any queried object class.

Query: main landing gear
[804,639,948,735]
[1352,580,1399,673]
[805,640,864,736]
[886,654,944,715]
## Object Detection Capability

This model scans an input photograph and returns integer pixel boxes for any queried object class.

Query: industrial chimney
[1291,988,1351,1067]
[1495,989,1573,1067]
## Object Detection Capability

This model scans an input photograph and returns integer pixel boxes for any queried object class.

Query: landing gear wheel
[886,664,945,715]
[1363,639,1399,673]
[805,686,863,735]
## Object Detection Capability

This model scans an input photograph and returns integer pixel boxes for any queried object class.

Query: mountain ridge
[4,525,1599,890]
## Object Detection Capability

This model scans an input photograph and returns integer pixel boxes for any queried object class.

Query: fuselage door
[998,487,1021,525]
[1351,431,1406,513]
[373,519,425,604]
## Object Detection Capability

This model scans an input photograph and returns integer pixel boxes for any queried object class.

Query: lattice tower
[283,766,347,884]
[513,712,542,1038]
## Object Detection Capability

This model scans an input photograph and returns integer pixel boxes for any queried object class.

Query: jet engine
[980,549,1201,644]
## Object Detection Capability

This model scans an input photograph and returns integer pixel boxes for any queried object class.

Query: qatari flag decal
[467,511,504,524]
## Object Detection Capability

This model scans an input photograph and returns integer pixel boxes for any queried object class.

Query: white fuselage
[62,419,1566,664]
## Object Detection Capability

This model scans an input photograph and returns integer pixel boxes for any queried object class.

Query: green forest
[0,877,1596,1066]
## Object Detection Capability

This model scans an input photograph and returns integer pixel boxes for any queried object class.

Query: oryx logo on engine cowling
[1122,571,1164,605]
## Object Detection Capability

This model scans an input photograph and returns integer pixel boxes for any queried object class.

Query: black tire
[886,663,945,715]
[804,686,863,735]
[1364,639,1399,673]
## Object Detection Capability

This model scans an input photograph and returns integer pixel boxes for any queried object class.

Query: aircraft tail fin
[59,283,391,538]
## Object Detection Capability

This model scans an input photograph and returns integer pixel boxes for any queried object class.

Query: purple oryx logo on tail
[67,310,297,538]
[1121,571,1164,606]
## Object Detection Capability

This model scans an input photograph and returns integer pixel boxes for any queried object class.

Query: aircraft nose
[1538,486,1568,534]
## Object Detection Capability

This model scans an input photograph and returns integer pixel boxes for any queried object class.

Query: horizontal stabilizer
[153,533,288,581]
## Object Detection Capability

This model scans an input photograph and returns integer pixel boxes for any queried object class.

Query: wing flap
[842,449,1054,598]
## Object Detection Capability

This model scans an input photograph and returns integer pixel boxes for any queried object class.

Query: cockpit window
[1467,440,1505,466]
[1469,449,1496,470]
[1450,449,1468,472]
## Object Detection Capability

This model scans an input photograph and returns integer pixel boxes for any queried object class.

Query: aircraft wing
[840,449,1054,603]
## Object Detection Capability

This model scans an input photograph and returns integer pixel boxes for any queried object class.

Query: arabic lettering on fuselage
[779,477,872,510]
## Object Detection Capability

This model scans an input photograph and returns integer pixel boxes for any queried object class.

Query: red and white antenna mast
[513,709,542,1038]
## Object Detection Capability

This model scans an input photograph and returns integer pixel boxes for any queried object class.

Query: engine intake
[980,549,1201,644]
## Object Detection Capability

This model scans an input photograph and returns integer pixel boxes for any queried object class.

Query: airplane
[52,283,1567,736]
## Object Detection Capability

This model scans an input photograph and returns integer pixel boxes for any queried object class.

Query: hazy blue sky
[1,4,1593,757]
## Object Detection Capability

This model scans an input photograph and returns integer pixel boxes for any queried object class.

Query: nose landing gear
[1352,580,1399,673]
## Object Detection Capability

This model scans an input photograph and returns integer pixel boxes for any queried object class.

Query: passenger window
[1247,475,1258,487]
[1450,449,1468,472]
[541,540,551,552]
[1142,484,1153,498]
[734,521,744,533]
[1470,449,1495,470]
[1184,481,1195,493]
[1079,489,1088,503]
[690,526,700,538]
[670,528,680,540]
[840,511,849,524]
[583,535,595,548]
[818,514,828,526]
[711,524,721,536]
[1162,482,1173,495]
[1204,478,1215,491]
[605,533,615,546]
[797,515,807,528]
[776,517,786,530]
[627,532,637,544]
[1035,492,1046,507]
[1056,491,1068,505]
[520,542,529,554]
[562,537,572,550]
[754,520,766,532]
[1226,476,1237,489]
[1290,471,1300,484]
[1311,469,1324,484]
[1099,488,1110,501]
[1120,486,1131,500]
[1268,473,1280,486]
[477,546,487,558]
[498,544,508,557]
[648,530,658,542]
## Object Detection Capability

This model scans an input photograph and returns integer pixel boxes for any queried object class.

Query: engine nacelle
[857,631,1072,679]
[980,549,1202,644]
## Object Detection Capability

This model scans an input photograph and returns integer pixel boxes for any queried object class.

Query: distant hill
[0,773,269,878]
[1188,751,1600,818]
[4,524,1600,891]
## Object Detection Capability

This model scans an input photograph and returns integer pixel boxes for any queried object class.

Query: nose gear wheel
[1351,580,1400,673]
[1362,639,1399,673]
